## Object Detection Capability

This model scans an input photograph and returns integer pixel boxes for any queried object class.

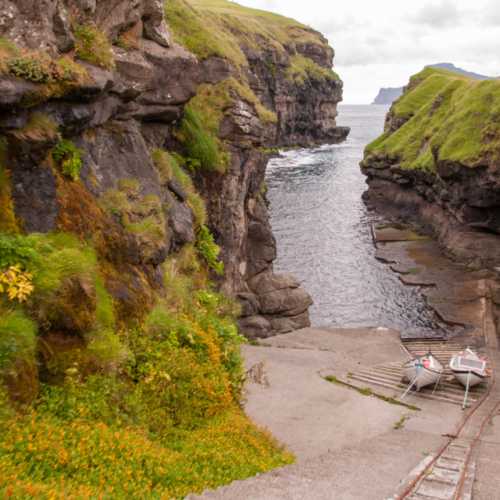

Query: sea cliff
[361,67,500,339]
[0,0,347,496]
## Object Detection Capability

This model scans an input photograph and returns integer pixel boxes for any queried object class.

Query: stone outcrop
[0,0,348,339]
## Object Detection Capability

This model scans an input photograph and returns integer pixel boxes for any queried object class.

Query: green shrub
[8,53,54,83]
[52,139,83,181]
[196,225,224,275]
[100,181,167,248]
[0,234,38,270]
[74,24,115,70]
[86,328,128,369]
[179,107,225,172]
[95,277,115,329]
[7,52,86,85]
[0,309,37,371]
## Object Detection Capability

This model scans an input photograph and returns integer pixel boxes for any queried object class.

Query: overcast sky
[236,0,500,103]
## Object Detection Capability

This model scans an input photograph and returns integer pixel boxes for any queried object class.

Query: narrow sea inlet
[266,104,443,335]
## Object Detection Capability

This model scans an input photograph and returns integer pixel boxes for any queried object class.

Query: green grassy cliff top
[365,67,500,171]
[166,0,335,74]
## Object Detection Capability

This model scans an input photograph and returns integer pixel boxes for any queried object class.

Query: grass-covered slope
[0,225,292,498]
[364,67,500,171]
[0,96,291,500]
[166,0,339,80]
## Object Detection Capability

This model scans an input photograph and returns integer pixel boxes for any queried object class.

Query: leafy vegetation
[0,228,292,497]
[152,149,208,226]
[74,24,115,70]
[0,37,87,88]
[0,137,18,233]
[365,67,500,170]
[52,139,83,181]
[0,406,291,498]
[178,107,227,173]
[196,225,224,275]
[0,265,34,303]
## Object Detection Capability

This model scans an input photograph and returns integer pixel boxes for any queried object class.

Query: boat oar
[400,344,413,360]
[401,373,419,400]
[432,372,442,395]
[463,371,471,409]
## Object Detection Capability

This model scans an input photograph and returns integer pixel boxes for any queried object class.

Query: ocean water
[266,104,443,334]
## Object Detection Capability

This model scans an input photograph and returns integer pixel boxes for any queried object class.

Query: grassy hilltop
[365,67,500,171]
[166,0,339,81]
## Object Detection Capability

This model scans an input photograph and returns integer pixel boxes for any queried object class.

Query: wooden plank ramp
[348,341,489,406]
[385,342,499,500]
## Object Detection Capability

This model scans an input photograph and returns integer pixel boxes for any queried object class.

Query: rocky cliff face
[0,0,348,340]
[361,67,500,268]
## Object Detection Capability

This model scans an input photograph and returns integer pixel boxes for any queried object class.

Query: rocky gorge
[0,0,348,340]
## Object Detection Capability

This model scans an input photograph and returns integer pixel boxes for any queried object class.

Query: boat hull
[404,366,440,391]
[449,349,487,388]
[451,370,485,388]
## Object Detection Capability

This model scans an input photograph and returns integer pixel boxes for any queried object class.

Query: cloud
[481,0,500,26]
[236,0,500,102]
[413,1,462,28]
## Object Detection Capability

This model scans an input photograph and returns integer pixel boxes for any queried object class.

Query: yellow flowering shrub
[0,265,34,302]
[0,224,293,496]
[0,409,292,498]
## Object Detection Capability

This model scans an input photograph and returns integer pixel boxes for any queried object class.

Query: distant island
[372,87,404,105]
[372,63,495,105]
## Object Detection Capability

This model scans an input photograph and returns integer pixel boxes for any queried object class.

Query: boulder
[238,315,272,339]
[258,286,313,317]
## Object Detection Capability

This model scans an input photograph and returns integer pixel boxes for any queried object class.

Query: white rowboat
[449,348,487,389]
[402,353,443,392]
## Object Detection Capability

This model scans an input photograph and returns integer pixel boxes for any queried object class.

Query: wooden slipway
[348,340,489,407]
